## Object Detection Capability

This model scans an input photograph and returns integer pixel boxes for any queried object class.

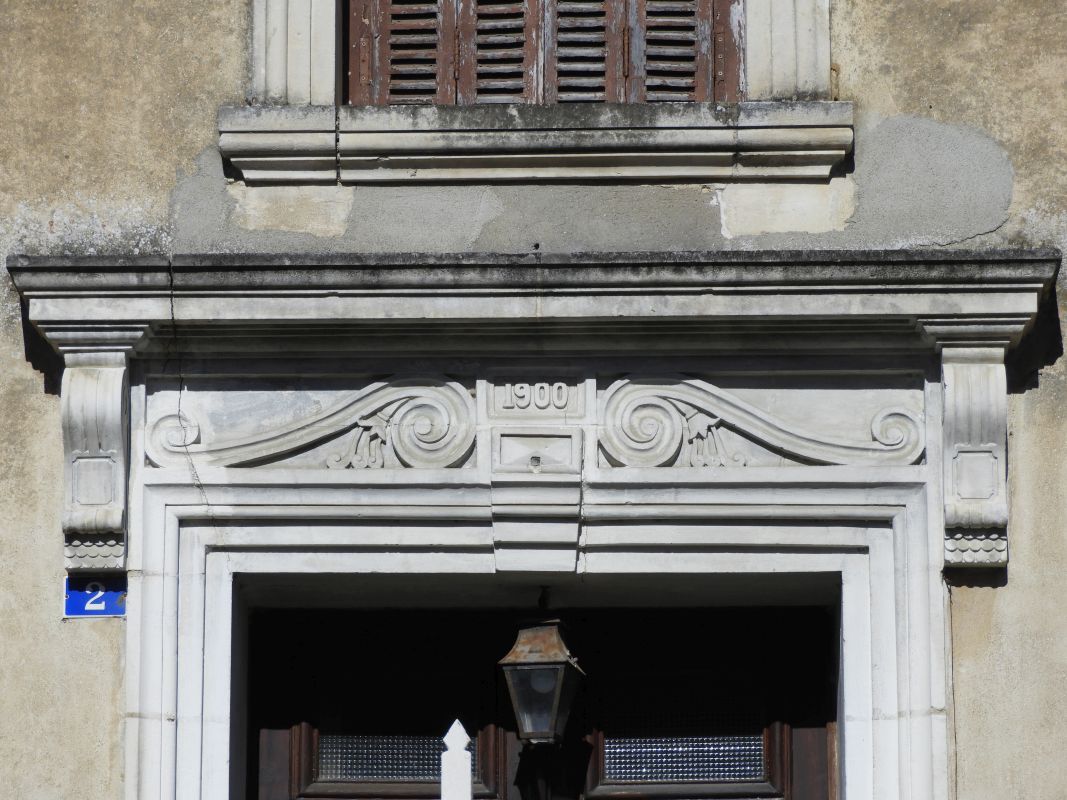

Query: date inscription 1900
[491,381,580,416]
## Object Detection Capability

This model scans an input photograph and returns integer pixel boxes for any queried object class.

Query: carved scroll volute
[942,347,1009,567]
[599,377,924,468]
[61,352,129,572]
[147,378,476,470]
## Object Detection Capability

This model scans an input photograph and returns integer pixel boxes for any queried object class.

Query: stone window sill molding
[218,101,853,185]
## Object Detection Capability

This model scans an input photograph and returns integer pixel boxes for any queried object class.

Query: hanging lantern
[499,620,584,744]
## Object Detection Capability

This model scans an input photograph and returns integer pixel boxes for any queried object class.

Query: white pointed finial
[441,719,472,800]
[444,718,471,751]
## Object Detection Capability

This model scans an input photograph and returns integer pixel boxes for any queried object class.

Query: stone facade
[1,2,1066,800]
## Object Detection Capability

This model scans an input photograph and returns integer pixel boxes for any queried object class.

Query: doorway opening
[247,606,838,800]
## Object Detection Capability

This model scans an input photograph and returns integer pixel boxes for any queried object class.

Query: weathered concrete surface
[949,304,1067,800]
[171,110,1016,254]
[1,0,1066,797]
[0,2,247,798]
[829,3,1067,798]
[0,0,246,255]
[833,0,1067,249]
[0,275,125,800]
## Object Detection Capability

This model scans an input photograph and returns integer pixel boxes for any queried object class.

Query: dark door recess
[249,607,837,800]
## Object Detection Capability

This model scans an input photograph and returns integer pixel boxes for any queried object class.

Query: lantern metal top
[498,620,582,670]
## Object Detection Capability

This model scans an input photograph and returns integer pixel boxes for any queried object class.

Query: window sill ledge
[219,101,853,185]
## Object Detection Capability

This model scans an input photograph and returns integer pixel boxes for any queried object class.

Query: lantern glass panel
[505,665,563,739]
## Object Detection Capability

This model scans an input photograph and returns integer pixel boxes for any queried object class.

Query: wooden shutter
[543,0,737,104]
[456,0,541,103]
[627,0,713,101]
[544,0,627,102]
[347,0,740,104]
[348,0,457,104]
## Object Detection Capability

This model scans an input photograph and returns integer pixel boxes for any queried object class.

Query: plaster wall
[0,0,1065,799]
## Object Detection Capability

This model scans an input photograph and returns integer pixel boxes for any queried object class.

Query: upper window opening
[342,0,740,105]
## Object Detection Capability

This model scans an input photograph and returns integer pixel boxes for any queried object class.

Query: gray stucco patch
[169,113,1013,255]
[848,114,1014,246]
[718,113,1016,250]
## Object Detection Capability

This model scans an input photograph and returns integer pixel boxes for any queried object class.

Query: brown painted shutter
[544,0,627,102]
[457,0,541,103]
[711,0,740,102]
[349,0,457,104]
[348,0,740,104]
[626,0,713,101]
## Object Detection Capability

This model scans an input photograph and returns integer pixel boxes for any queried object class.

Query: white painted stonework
[251,0,336,104]
[8,250,1057,800]
[744,0,831,99]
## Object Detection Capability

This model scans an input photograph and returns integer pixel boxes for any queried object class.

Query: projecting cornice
[9,249,1057,355]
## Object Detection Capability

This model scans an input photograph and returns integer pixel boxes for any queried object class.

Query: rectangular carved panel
[61,352,129,572]
[942,348,1008,567]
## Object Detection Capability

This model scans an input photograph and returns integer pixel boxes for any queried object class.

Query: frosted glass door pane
[318,735,476,781]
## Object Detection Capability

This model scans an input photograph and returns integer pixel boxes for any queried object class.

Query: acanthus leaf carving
[599,377,924,468]
[684,408,747,467]
[147,378,476,470]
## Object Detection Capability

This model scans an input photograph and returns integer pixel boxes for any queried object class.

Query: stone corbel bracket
[920,317,1025,568]
[24,312,151,572]
[50,325,150,573]
[940,348,1009,566]
[62,353,129,571]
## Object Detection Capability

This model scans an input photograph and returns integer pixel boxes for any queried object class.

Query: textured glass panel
[318,735,477,782]
[603,735,764,783]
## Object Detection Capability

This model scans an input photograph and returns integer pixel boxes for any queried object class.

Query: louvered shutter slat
[546,0,626,102]
[457,0,538,102]
[356,0,456,104]
[631,0,713,102]
[349,0,739,105]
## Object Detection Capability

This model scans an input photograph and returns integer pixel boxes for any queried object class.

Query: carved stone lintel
[61,352,129,572]
[941,347,1008,567]
[147,378,476,470]
[598,377,924,468]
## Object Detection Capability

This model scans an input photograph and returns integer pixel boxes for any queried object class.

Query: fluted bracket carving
[942,348,1009,567]
[61,352,129,572]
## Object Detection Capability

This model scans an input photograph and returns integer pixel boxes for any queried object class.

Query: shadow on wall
[944,567,1008,589]
[21,299,62,395]
[1008,285,1064,393]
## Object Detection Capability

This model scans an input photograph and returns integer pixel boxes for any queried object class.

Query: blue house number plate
[65,575,127,618]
